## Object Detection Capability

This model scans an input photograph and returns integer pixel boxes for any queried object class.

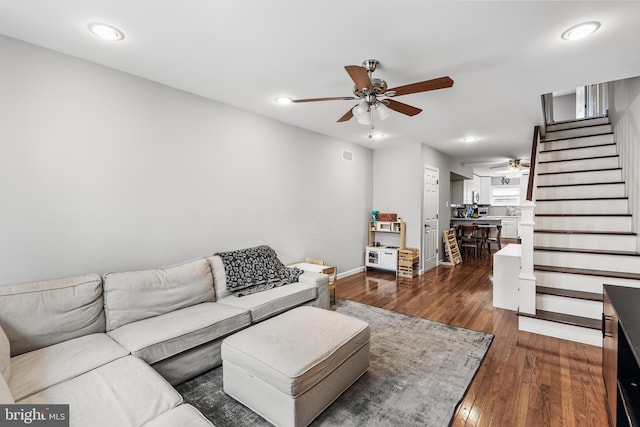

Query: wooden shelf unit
[368,221,406,247]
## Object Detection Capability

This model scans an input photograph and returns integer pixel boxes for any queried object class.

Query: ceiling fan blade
[382,99,422,116]
[292,96,357,103]
[388,76,454,97]
[490,165,508,169]
[337,106,357,122]
[345,65,373,91]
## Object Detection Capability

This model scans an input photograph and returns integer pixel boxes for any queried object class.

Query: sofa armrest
[298,272,330,309]
[0,324,9,382]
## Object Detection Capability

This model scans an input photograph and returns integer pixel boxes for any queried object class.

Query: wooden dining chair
[459,225,480,259]
[486,225,502,252]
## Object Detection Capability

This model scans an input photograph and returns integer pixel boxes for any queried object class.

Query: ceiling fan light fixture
[352,100,369,118]
[88,23,124,41]
[357,115,371,126]
[375,103,390,121]
[561,21,600,40]
[274,96,293,105]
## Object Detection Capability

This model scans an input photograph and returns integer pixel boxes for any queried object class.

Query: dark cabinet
[603,285,640,427]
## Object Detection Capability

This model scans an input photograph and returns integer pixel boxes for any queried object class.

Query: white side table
[287,261,337,304]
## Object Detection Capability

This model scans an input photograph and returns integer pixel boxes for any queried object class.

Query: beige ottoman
[221,306,370,427]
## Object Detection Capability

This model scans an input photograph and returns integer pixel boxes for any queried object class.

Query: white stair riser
[538,157,619,174]
[537,169,622,186]
[541,133,614,151]
[539,144,617,162]
[536,183,626,199]
[545,124,612,140]
[518,316,602,346]
[546,117,609,132]
[535,270,640,294]
[534,251,640,274]
[534,233,636,252]
[534,216,632,232]
[536,294,602,319]
[535,199,628,214]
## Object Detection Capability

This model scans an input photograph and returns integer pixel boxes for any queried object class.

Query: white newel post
[518,201,536,314]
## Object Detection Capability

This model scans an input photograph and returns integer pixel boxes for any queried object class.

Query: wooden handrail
[526,126,540,201]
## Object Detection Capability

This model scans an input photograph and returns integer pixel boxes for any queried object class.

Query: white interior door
[423,166,439,272]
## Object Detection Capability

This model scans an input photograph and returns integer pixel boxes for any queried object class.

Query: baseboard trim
[337,266,365,279]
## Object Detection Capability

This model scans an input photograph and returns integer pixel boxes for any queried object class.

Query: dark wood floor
[336,250,608,427]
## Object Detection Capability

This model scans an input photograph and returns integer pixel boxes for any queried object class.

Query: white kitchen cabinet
[501,217,519,238]
[480,176,491,204]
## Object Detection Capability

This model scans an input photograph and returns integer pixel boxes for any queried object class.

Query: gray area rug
[176,300,493,426]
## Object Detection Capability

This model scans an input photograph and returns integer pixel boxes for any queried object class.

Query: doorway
[423,166,439,272]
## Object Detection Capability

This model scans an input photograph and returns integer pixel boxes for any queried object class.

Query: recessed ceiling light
[274,96,293,105]
[88,23,125,41]
[463,136,478,143]
[561,21,600,41]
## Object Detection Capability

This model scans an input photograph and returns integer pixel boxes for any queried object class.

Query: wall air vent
[341,150,353,162]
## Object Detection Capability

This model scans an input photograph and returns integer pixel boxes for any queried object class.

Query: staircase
[517,116,640,346]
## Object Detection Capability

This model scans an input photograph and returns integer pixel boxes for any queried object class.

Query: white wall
[372,143,423,251]
[609,76,640,251]
[0,36,373,284]
[370,142,470,270]
[553,93,577,122]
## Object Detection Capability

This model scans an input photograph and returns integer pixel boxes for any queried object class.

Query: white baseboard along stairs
[518,116,640,347]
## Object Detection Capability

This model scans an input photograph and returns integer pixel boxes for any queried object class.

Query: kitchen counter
[450,218,502,224]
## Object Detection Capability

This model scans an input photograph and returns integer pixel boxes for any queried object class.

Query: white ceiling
[2,1,640,167]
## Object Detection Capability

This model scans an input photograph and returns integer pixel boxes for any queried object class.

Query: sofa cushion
[107,302,250,364]
[0,374,13,404]
[217,281,317,322]
[0,325,9,382]
[144,404,214,427]
[9,333,128,402]
[0,274,105,356]
[103,258,215,331]
[207,255,230,299]
[19,356,182,427]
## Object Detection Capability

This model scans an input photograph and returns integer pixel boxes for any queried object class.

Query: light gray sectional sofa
[0,254,330,427]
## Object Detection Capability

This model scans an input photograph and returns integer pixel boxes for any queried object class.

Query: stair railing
[526,126,540,201]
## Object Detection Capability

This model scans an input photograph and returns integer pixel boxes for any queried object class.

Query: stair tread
[536,196,629,202]
[538,154,618,164]
[536,286,603,301]
[540,142,615,154]
[547,117,609,127]
[538,167,621,176]
[534,265,640,281]
[542,132,613,143]
[534,213,632,217]
[534,229,637,236]
[535,246,640,256]
[546,122,611,133]
[536,181,624,188]
[517,310,602,330]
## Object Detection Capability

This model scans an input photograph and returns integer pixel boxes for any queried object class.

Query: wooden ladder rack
[442,228,462,266]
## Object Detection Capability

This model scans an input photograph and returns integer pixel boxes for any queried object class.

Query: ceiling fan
[289,59,454,137]
[490,159,530,182]
[490,159,530,170]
